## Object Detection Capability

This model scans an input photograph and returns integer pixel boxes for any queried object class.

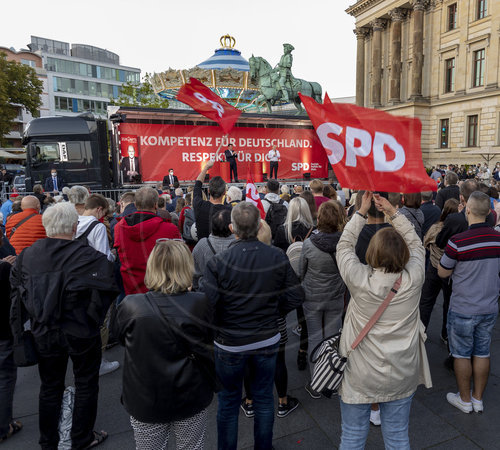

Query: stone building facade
[347,0,500,167]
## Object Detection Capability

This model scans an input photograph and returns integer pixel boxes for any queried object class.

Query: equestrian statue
[249,43,322,114]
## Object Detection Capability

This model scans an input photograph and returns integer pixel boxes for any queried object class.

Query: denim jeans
[303,303,343,377]
[339,394,414,450]
[0,339,17,438]
[215,343,278,450]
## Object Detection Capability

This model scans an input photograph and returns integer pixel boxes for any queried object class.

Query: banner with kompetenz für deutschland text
[118,123,329,182]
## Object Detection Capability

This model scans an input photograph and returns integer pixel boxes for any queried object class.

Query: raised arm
[336,191,372,286]
[374,194,425,283]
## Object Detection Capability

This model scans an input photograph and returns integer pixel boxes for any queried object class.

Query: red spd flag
[245,170,266,219]
[300,94,436,193]
[177,78,242,134]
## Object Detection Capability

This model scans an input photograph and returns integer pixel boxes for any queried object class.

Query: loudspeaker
[303,172,311,180]
[263,172,268,181]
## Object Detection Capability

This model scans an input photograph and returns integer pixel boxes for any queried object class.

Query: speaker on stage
[303,172,311,181]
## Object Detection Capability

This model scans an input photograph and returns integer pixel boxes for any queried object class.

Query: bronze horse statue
[249,55,322,114]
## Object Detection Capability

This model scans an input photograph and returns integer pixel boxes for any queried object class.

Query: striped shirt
[440,223,500,315]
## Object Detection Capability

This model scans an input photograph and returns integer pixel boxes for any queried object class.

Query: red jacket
[114,211,181,295]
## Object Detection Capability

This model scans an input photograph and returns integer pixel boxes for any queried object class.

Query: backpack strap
[77,220,100,243]
[9,213,38,240]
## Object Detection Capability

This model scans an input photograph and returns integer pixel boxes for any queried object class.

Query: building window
[447,3,457,30]
[477,0,487,19]
[467,115,479,147]
[20,59,36,68]
[445,58,455,93]
[440,119,450,148]
[473,49,485,87]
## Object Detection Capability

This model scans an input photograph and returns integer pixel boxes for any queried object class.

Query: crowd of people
[0,158,499,450]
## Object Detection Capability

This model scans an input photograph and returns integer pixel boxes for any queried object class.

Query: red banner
[300,94,436,193]
[245,170,266,218]
[117,123,328,182]
[177,78,242,134]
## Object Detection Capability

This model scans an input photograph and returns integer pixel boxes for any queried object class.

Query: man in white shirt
[268,145,281,179]
[74,193,119,376]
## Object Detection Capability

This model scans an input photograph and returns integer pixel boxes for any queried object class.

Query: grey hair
[285,197,314,243]
[42,202,78,237]
[227,186,242,202]
[67,186,89,205]
[231,202,260,239]
[106,197,116,214]
[281,184,290,195]
[421,191,433,202]
[135,187,159,210]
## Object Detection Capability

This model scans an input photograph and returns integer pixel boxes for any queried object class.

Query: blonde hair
[285,197,314,243]
[309,179,324,194]
[257,219,272,245]
[144,240,193,294]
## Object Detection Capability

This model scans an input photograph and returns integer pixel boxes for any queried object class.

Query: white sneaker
[446,392,473,413]
[471,395,484,413]
[370,409,381,426]
[99,359,120,376]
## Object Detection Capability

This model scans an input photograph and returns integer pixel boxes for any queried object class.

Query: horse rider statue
[275,43,295,103]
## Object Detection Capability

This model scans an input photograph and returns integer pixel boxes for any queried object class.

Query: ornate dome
[197,35,250,71]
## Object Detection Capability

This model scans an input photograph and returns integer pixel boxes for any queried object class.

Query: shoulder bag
[309,275,402,398]
[12,251,39,367]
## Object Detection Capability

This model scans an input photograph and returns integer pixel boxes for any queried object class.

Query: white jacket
[336,213,432,404]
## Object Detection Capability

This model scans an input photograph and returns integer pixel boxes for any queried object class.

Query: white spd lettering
[316,122,406,172]
[292,162,310,171]
[193,92,224,118]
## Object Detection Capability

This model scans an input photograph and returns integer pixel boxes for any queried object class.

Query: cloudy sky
[1,0,357,98]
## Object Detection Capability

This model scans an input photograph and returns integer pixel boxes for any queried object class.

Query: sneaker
[292,325,302,337]
[471,394,484,413]
[446,392,473,413]
[297,351,307,371]
[277,396,299,418]
[305,383,321,399]
[370,409,381,426]
[240,398,254,418]
[99,359,119,376]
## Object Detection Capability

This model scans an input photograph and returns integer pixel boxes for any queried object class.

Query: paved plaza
[5,294,500,449]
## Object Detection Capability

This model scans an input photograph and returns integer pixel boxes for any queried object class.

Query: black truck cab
[22,113,111,191]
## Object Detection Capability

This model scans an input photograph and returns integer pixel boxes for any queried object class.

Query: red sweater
[114,211,181,295]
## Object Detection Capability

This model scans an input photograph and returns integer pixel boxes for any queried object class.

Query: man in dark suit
[224,144,238,183]
[435,172,460,210]
[420,191,441,237]
[44,168,65,193]
[162,169,179,190]
[120,146,140,183]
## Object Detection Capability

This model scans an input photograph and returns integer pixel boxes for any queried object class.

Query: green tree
[111,73,170,108]
[0,52,43,144]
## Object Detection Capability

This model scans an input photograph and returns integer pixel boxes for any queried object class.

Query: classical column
[411,0,426,99]
[370,19,385,107]
[353,28,368,106]
[388,8,406,103]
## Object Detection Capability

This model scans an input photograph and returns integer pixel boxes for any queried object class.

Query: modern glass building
[29,36,140,117]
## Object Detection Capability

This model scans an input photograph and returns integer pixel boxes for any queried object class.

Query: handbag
[309,275,402,398]
[144,292,221,392]
[12,251,39,367]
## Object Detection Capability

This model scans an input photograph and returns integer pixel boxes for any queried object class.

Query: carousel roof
[197,35,249,71]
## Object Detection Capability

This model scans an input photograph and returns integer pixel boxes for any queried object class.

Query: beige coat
[337,213,432,404]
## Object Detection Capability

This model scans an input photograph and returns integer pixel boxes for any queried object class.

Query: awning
[0,149,26,160]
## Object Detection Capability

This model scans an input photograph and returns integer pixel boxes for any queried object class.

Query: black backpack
[265,199,287,240]
[182,207,197,243]
[76,220,101,246]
